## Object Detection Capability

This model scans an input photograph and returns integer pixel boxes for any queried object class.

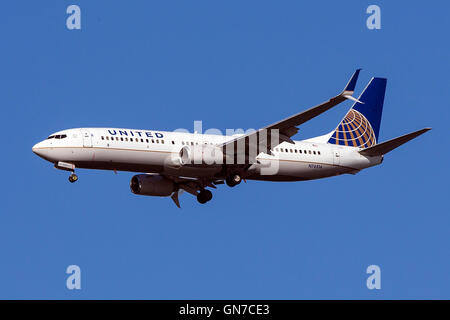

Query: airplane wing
[219,69,363,164]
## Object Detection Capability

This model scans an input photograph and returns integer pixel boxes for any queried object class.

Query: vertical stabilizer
[328,78,387,148]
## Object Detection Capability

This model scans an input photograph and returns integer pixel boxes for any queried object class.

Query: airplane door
[81,129,92,147]
[333,149,341,165]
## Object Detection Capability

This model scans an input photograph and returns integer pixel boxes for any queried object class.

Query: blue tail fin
[327,77,387,148]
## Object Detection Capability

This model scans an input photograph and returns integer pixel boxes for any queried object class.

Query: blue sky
[0,1,449,299]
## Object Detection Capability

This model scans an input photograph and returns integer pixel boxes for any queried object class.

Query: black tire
[226,174,241,187]
[203,189,213,201]
[197,189,213,204]
[197,193,207,204]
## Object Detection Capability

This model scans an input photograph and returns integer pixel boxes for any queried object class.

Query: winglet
[342,69,362,94]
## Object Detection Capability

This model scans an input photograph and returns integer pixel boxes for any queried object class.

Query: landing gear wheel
[197,189,213,204]
[68,173,78,183]
[226,174,242,187]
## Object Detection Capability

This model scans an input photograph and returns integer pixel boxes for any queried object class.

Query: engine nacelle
[130,174,176,197]
[178,145,223,165]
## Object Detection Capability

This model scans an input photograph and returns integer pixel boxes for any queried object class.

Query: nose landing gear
[54,162,78,183]
[68,173,78,183]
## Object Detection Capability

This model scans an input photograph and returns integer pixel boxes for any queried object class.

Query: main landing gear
[197,189,213,204]
[226,173,242,187]
[68,172,78,183]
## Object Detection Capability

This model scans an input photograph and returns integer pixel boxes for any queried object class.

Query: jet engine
[130,174,176,197]
[178,145,223,165]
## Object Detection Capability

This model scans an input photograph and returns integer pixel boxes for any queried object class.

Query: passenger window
[290,149,293,153]
[318,151,321,155]
[182,141,185,145]
[191,142,194,146]
[141,138,144,142]
[146,139,149,143]
[162,140,164,144]
[308,150,311,154]
[116,137,119,141]
[313,151,316,155]
[121,137,124,141]
[101,136,104,140]
[294,149,297,153]
[156,140,159,143]
[172,141,175,145]
[125,138,128,141]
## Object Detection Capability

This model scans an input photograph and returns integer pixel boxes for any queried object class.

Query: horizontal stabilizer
[359,128,431,157]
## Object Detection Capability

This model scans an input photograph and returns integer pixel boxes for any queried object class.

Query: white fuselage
[32,128,382,181]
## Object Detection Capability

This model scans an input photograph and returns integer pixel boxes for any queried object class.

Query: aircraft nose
[32,141,47,158]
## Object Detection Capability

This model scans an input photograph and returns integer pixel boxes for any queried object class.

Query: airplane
[32,70,430,207]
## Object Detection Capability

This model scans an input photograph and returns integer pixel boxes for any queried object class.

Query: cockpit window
[48,134,67,140]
